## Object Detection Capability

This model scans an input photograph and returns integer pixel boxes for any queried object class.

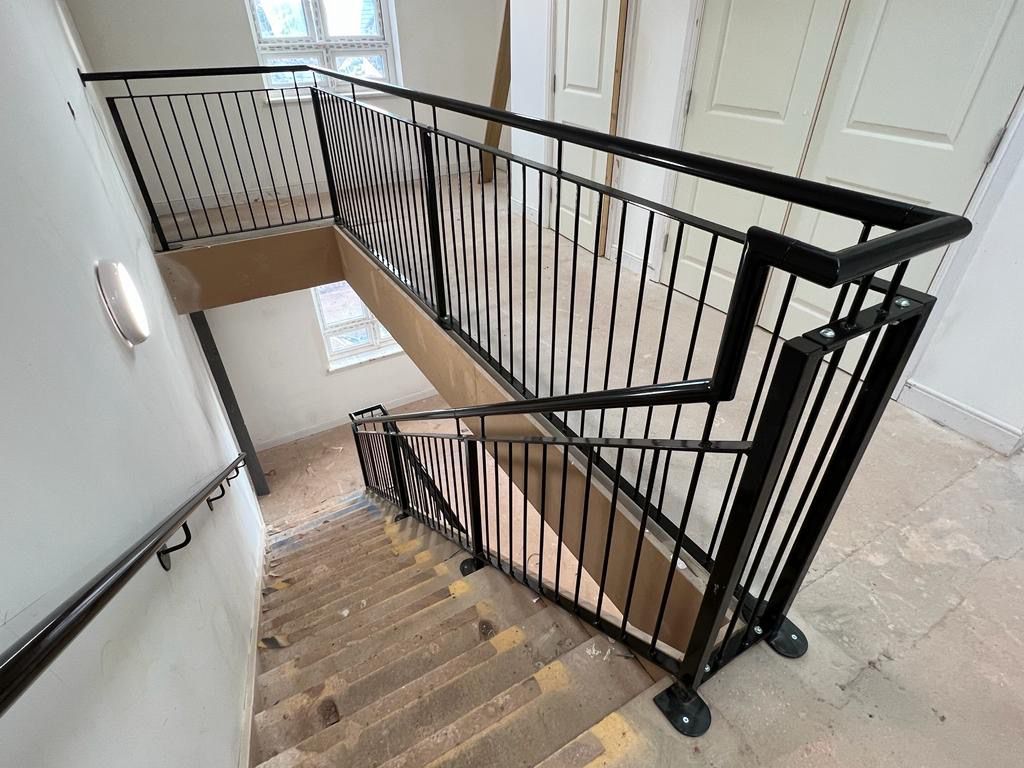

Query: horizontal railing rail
[0,454,246,717]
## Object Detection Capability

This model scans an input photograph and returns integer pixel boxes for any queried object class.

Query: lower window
[312,281,399,370]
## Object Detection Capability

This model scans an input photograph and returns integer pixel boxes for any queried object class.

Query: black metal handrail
[0,454,246,717]
[81,65,955,232]
[80,64,974,735]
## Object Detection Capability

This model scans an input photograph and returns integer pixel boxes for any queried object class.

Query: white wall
[900,107,1024,455]
[207,290,435,450]
[65,0,505,212]
[509,0,552,216]
[0,1,265,766]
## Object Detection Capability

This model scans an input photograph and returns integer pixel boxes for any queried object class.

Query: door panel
[762,0,1024,339]
[552,0,620,248]
[670,0,848,309]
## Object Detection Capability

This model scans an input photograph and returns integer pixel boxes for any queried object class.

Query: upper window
[312,281,400,370]
[246,0,397,90]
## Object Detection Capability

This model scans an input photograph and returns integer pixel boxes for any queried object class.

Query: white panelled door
[669,0,848,310]
[551,0,621,249]
[763,0,1024,338]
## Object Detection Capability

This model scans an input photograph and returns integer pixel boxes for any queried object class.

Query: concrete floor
[257,390,1024,766]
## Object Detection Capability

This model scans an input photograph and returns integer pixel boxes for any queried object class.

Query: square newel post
[460,440,486,576]
[416,125,449,324]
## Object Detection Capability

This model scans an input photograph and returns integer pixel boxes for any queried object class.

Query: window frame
[246,0,401,93]
[311,281,401,371]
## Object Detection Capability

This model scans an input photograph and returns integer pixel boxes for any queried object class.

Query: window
[246,0,397,90]
[312,281,400,370]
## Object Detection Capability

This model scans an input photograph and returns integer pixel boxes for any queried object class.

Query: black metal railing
[0,454,247,717]
[81,64,971,734]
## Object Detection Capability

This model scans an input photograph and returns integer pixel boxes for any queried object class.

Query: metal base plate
[392,511,411,523]
[157,550,172,571]
[653,682,711,737]
[766,615,809,659]
[459,557,484,576]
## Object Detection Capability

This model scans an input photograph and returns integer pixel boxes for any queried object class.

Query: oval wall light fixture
[95,261,150,347]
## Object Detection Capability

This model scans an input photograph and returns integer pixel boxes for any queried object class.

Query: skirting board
[253,384,439,452]
[899,379,1023,455]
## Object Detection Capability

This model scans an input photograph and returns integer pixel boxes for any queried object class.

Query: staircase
[251,491,678,768]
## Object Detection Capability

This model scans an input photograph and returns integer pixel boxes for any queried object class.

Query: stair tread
[254,606,590,768]
[256,567,543,709]
[407,635,652,768]
[258,565,463,670]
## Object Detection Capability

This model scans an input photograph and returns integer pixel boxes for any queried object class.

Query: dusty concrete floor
[256,388,1024,765]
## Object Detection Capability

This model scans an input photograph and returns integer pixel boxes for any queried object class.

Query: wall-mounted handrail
[0,454,246,717]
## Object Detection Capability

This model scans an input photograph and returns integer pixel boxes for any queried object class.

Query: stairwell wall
[0,2,265,766]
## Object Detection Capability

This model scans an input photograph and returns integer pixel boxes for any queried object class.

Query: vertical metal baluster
[535,169,544,396]
[292,74,325,219]
[278,87,312,221]
[507,441,515,577]
[368,112,403,273]
[597,202,629,437]
[166,95,212,236]
[572,451,596,613]
[505,157,515,380]
[550,141,563,398]
[235,92,272,228]
[619,211,656,444]
[357,106,392,269]
[330,93,361,227]
[492,150,503,370]
[217,93,257,231]
[325,94,357,231]
[493,440,502,571]
[620,449,662,637]
[108,95,171,249]
[249,91,286,226]
[453,140,472,334]
[521,441,530,585]
[260,93,295,224]
[554,444,570,598]
[652,233,719,536]
[149,95,199,239]
[462,143,482,344]
[401,124,430,299]
[595,447,625,619]
[538,442,548,595]
[563,183,583,424]
[442,136,465,330]
[432,108,454,318]
[520,163,528,393]
[477,148,493,357]
[383,116,416,284]
[123,84,184,244]
[184,94,229,234]
[579,193,604,436]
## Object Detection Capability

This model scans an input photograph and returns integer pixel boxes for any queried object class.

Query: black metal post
[107,97,170,251]
[310,88,341,223]
[760,302,933,636]
[385,431,412,518]
[655,335,823,737]
[460,440,486,575]
[417,126,449,323]
[190,312,269,496]
[351,424,370,488]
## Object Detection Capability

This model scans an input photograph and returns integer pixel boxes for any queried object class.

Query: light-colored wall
[66,0,505,217]
[207,289,436,449]
[0,1,264,766]
[509,0,552,216]
[900,105,1024,455]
